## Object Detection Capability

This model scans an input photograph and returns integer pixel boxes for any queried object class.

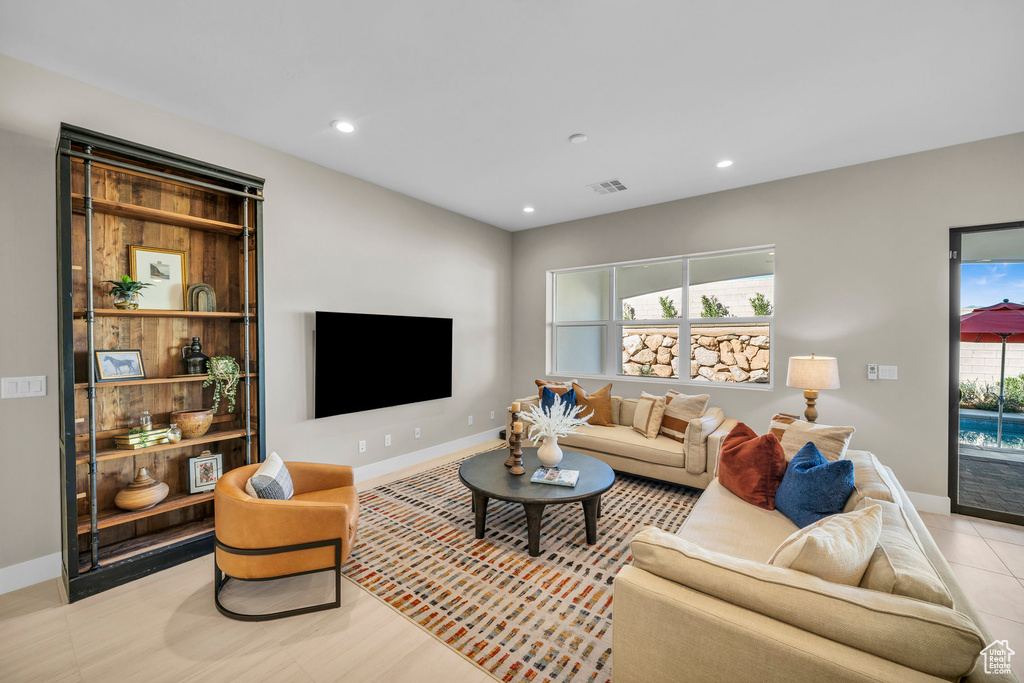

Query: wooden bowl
[170,408,213,439]
[114,468,169,511]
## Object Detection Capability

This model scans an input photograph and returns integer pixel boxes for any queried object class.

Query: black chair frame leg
[214,537,342,621]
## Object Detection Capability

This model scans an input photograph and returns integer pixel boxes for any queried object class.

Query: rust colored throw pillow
[719,422,788,510]
[572,383,614,426]
[535,379,575,401]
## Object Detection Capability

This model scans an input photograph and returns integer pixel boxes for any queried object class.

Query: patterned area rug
[342,448,701,683]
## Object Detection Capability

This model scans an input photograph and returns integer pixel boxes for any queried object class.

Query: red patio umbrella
[960,299,1024,447]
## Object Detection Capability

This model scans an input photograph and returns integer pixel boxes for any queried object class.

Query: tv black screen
[315,311,453,418]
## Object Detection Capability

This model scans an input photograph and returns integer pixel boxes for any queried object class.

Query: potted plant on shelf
[524,398,592,468]
[103,274,152,310]
[203,356,241,413]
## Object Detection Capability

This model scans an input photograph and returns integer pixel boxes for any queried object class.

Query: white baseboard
[353,428,502,483]
[0,552,61,596]
[906,491,952,515]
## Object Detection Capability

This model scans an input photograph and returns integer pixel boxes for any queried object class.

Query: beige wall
[511,132,1024,499]
[0,55,512,573]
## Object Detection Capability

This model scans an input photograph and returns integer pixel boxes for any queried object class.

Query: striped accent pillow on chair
[660,392,710,443]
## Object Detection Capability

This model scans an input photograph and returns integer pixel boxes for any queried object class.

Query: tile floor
[919,510,1024,681]
[1,444,1023,682]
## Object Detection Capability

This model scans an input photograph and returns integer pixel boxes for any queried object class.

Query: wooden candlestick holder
[505,409,525,475]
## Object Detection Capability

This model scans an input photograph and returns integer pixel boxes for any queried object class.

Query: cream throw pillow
[769,415,855,461]
[769,505,883,586]
[660,392,709,443]
[632,392,667,439]
[856,497,953,607]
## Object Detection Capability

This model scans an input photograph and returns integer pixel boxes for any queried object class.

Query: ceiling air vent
[588,178,627,195]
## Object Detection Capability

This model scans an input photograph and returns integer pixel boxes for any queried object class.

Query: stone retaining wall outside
[622,325,770,383]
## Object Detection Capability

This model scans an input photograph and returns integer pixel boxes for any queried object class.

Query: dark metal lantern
[181,337,210,375]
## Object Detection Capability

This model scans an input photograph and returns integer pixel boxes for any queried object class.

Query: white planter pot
[537,436,563,468]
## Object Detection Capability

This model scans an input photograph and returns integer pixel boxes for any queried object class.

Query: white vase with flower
[524,398,592,468]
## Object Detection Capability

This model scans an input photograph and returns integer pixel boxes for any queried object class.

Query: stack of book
[114,427,170,450]
[530,467,580,487]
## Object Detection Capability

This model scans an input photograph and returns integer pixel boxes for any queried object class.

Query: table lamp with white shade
[786,355,840,423]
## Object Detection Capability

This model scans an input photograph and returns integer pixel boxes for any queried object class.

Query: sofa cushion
[774,443,855,528]
[611,396,622,425]
[677,479,798,562]
[856,497,954,607]
[535,378,575,400]
[630,527,985,681]
[843,450,900,512]
[718,422,788,510]
[769,505,882,585]
[660,392,709,442]
[683,407,725,475]
[572,382,614,426]
[619,398,638,426]
[769,414,855,461]
[632,392,667,439]
[560,424,684,468]
[541,386,575,415]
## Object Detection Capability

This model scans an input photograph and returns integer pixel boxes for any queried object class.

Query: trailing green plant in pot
[103,274,152,310]
[203,356,241,413]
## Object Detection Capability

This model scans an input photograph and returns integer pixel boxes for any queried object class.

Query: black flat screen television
[315,311,453,418]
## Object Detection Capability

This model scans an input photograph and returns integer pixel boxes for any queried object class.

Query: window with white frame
[551,247,774,386]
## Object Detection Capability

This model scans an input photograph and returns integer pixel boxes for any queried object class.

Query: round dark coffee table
[458,447,616,557]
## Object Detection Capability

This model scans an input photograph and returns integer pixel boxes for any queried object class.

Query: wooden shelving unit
[73,309,244,319]
[56,124,266,602]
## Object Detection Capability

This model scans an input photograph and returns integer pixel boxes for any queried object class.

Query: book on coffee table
[530,467,580,488]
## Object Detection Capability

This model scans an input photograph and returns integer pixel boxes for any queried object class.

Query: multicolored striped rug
[342,448,701,683]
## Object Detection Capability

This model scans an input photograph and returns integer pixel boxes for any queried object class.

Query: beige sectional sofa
[612,450,1017,683]
[507,393,736,489]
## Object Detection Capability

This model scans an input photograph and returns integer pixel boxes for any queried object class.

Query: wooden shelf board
[78,492,214,534]
[74,373,256,390]
[76,427,249,464]
[72,194,242,235]
[78,518,214,573]
[73,308,243,319]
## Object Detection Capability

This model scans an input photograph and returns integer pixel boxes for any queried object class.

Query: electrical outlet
[880,365,898,380]
[468,415,474,426]
[384,434,391,447]
[867,364,878,380]
[358,440,366,454]
[490,410,495,420]
[414,427,421,439]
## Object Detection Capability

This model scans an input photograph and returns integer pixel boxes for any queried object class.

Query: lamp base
[802,389,819,423]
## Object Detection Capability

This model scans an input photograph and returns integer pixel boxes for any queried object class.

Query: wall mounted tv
[315,311,453,418]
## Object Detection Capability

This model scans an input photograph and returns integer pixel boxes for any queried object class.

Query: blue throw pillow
[541,387,576,416]
[774,442,855,528]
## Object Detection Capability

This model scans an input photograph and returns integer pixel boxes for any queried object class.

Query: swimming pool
[959,413,1024,451]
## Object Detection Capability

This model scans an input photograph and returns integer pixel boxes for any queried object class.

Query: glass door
[951,224,1024,524]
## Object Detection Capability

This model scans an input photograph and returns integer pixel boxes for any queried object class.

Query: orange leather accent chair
[214,462,359,620]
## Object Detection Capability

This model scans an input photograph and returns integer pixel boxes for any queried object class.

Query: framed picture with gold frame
[129,246,187,310]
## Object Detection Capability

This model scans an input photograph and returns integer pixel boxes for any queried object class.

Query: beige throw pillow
[843,451,900,512]
[660,392,709,443]
[769,505,883,586]
[632,392,667,439]
[770,416,855,461]
[856,497,953,607]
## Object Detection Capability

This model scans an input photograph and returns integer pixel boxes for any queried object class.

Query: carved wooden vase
[114,468,169,511]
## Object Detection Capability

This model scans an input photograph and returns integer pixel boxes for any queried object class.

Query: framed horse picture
[94,350,146,382]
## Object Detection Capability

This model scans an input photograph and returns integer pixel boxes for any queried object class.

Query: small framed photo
[188,451,223,493]
[129,245,187,310]
[94,349,146,382]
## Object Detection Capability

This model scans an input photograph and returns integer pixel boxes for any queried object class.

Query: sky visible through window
[961,263,1024,309]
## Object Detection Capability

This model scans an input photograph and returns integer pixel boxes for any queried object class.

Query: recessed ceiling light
[332,120,356,133]
[523,206,535,213]
[716,160,733,168]
[568,133,588,144]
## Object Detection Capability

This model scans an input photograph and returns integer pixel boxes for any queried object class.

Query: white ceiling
[1,1,1022,231]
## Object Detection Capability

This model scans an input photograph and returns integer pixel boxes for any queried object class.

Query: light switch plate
[879,365,898,380]
[1,375,46,398]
